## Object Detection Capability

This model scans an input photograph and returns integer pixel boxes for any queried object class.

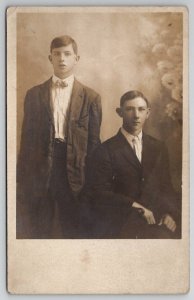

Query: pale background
[17,11,183,192]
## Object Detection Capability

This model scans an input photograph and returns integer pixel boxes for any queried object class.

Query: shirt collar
[121,127,143,143]
[52,74,74,86]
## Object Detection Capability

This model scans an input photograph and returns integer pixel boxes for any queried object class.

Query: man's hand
[142,207,156,224]
[159,214,176,232]
[132,202,156,224]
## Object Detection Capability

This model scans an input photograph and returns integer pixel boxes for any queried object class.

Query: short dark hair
[50,35,78,54]
[120,90,149,107]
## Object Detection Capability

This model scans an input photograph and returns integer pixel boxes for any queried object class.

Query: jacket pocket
[77,113,89,129]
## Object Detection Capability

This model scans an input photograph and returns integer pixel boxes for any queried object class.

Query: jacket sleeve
[17,91,36,237]
[82,143,134,208]
[143,142,180,221]
[158,143,180,220]
[17,90,36,185]
[87,94,102,158]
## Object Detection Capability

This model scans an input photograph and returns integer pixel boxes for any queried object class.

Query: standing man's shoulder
[76,80,101,101]
[25,78,51,97]
[23,79,51,110]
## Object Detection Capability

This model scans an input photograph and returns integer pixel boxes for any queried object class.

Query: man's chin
[56,70,71,78]
[125,125,142,135]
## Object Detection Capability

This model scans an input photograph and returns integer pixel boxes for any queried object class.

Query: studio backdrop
[17,11,183,193]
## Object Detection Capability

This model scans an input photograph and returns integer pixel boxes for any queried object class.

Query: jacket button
[142,177,145,182]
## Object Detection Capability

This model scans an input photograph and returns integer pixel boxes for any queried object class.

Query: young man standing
[17,35,102,238]
[82,90,180,239]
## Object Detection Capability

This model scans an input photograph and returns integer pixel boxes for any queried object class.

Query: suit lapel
[68,79,84,121]
[40,78,54,125]
[142,133,158,178]
[116,131,142,170]
[40,78,84,126]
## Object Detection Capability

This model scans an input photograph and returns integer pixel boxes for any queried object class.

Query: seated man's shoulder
[95,134,120,155]
[102,136,115,147]
[145,133,164,145]
[144,133,166,152]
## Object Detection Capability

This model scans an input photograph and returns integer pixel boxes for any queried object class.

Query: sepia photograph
[16,8,183,240]
[7,6,189,294]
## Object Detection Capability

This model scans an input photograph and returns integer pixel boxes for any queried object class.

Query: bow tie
[54,80,68,88]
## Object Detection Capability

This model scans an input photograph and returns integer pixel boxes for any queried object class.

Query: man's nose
[134,109,140,118]
[59,53,65,61]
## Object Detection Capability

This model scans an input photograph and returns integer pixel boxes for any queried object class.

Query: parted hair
[50,35,78,54]
[120,90,150,107]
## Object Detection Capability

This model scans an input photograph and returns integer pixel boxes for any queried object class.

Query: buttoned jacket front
[82,130,178,237]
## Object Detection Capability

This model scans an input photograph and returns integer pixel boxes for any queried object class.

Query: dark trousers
[83,205,178,239]
[39,139,80,238]
[119,208,177,239]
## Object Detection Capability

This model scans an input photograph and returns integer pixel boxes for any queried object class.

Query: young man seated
[81,90,180,239]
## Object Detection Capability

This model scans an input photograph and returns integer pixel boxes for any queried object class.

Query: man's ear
[116,107,123,118]
[48,55,52,63]
[75,55,80,63]
[146,108,151,119]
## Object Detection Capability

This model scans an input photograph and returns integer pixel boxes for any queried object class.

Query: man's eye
[139,108,146,111]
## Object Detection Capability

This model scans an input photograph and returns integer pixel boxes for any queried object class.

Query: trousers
[37,139,80,238]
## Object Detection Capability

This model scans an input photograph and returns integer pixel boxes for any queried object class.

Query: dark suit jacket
[17,78,102,206]
[81,130,178,238]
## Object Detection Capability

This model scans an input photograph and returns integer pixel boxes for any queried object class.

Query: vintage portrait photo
[7,6,189,294]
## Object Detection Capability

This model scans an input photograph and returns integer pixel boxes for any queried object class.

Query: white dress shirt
[120,127,143,162]
[51,74,74,140]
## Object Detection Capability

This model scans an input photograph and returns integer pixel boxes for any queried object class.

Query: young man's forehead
[124,97,148,107]
[51,44,74,52]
